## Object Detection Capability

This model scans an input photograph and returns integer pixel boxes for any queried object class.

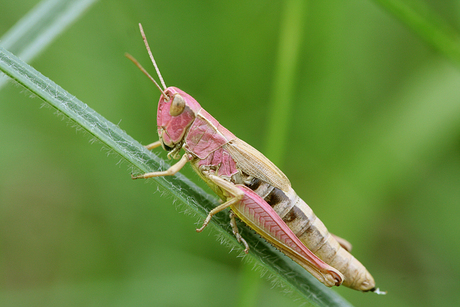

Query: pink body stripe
[232,186,329,269]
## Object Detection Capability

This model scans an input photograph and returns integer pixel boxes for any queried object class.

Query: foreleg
[144,140,162,150]
[131,153,188,179]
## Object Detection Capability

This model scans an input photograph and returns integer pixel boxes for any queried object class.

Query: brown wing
[224,138,291,192]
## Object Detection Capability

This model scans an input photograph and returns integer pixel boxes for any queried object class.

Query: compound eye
[169,93,186,116]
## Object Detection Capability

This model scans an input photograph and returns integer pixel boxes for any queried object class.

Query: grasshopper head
[126,25,202,155]
[157,87,201,152]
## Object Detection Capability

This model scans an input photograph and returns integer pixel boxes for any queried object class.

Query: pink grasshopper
[129,23,382,292]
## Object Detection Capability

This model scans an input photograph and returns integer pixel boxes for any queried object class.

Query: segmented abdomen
[245,178,374,290]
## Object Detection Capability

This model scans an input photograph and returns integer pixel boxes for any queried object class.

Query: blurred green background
[1,0,460,306]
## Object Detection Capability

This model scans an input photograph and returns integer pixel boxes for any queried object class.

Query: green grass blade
[0,45,353,307]
[371,0,460,68]
[0,0,99,89]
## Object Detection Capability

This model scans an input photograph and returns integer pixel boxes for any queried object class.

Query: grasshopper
[129,23,382,293]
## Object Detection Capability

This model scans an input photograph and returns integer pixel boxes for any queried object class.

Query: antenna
[125,53,168,99]
[138,23,167,91]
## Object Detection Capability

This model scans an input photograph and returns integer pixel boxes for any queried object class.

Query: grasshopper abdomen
[239,172,375,291]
